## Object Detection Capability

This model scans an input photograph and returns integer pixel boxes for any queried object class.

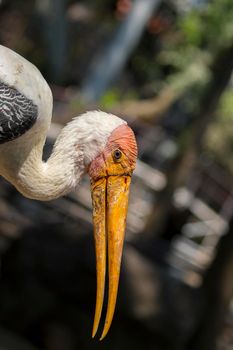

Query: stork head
[75,111,137,339]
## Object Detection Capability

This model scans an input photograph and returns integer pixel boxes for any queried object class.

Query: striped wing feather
[0,82,38,144]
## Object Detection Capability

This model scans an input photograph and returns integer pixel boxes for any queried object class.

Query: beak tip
[91,329,106,341]
[92,332,96,339]
[99,334,106,341]
[92,323,99,339]
[99,324,110,341]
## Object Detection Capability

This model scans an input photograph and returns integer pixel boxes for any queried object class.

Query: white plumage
[0,45,125,200]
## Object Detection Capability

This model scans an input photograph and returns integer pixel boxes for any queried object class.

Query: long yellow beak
[91,175,131,340]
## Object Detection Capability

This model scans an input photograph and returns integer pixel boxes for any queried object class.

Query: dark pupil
[114,150,122,159]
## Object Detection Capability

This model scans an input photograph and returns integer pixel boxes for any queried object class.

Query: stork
[0,45,137,340]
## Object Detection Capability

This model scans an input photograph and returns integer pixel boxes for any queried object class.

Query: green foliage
[179,12,203,46]
[205,88,233,173]
[157,0,233,75]
[204,0,233,48]
[179,0,233,49]
[100,89,121,109]
[100,88,138,108]
[218,89,233,122]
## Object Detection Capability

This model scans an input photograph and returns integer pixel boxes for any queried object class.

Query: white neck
[1,129,85,201]
[0,111,125,201]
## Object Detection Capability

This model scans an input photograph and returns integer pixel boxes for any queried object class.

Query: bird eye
[113,149,122,160]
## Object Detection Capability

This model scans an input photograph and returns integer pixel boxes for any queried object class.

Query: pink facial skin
[88,124,137,181]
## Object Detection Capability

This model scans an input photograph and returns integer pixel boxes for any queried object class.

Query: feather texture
[0,82,38,143]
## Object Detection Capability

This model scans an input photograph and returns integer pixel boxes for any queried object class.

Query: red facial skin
[88,124,137,181]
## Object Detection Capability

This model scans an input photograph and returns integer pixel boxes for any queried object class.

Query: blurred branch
[80,0,161,103]
[111,60,209,121]
[113,86,175,121]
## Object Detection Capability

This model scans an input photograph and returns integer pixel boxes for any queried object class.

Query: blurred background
[0,0,233,349]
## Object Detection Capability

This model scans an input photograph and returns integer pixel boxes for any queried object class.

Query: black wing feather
[0,82,38,144]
